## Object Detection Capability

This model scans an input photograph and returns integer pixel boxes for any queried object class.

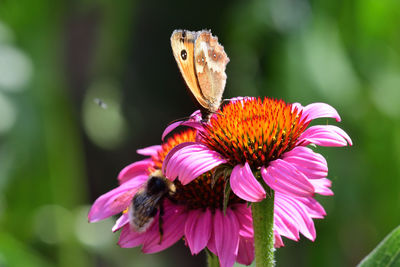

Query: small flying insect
[129,170,176,243]
[93,98,108,109]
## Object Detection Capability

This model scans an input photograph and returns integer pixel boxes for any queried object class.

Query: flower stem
[206,249,220,267]
[251,187,275,267]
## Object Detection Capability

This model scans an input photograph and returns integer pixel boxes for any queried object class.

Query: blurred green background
[0,0,399,266]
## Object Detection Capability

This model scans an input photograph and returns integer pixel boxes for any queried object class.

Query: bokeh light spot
[0,93,16,134]
[83,80,127,149]
[0,45,33,91]
[371,71,400,119]
[302,20,360,104]
[34,205,72,245]
[74,206,115,249]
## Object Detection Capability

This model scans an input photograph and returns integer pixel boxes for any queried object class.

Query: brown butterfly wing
[170,30,209,110]
[194,31,230,113]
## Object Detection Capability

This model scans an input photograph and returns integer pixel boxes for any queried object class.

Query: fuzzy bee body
[129,170,176,239]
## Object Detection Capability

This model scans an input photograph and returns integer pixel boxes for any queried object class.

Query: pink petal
[275,193,316,241]
[113,212,129,232]
[162,110,202,140]
[296,102,341,122]
[188,110,202,121]
[88,176,148,222]
[229,96,253,102]
[206,233,217,256]
[162,142,227,185]
[136,145,162,157]
[118,159,153,184]
[182,121,206,134]
[283,147,328,179]
[142,202,187,253]
[162,121,185,140]
[118,224,147,248]
[185,209,212,254]
[230,163,266,202]
[274,232,284,248]
[213,209,240,267]
[228,96,255,107]
[273,207,299,240]
[233,204,254,238]
[298,125,353,147]
[236,236,254,265]
[262,160,315,197]
[296,197,327,219]
[309,178,333,196]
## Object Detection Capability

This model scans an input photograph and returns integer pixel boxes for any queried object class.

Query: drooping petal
[296,196,327,219]
[118,224,147,248]
[213,209,240,267]
[262,160,315,197]
[206,231,217,256]
[232,205,255,265]
[118,159,153,184]
[181,121,206,132]
[293,102,341,122]
[142,202,187,253]
[274,231,284,248]
[162,142,227,185]
[136,145,162,157]
[309,178,333,196]
[185,209,212,254]
[236,236,254,266]
[273,207,299,240]
[282,146,328,179]
[162,121,187,141]
[162,142,199,179]
[230,163,266,202]
[162,110,202,140]
[275,193,316,241]
[88,176,148,222]
[298,125,353,147]
[232,204,253,238]
[112,212,129,232]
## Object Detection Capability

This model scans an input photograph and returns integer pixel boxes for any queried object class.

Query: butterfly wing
[194,30,229,113]
[170,30,209,110]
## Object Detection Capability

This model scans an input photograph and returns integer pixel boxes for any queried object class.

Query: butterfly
[170,30,229,121]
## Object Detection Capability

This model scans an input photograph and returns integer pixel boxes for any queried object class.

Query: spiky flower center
[201,97,309,169]
[152,129,242,211]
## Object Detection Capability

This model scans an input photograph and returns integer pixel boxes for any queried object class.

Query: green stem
[251,188,275,267]
[206,249,220,267]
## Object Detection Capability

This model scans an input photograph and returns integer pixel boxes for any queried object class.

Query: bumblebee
[129,170,176,242]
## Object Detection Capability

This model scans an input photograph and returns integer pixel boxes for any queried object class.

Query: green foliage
[0,232,51,267]
[358,225,400,267]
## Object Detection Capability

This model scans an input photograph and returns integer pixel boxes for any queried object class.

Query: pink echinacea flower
[89,97,351,267]
[162,97,352,245]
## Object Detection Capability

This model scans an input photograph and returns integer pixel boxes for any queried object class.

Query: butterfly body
[171,30,229,121]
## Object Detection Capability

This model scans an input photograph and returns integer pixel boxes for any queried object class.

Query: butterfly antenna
[221,98,233,104]
[167,116,192,125]
[210,110,224,117]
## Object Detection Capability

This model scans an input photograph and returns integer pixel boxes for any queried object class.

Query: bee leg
[158,202,164,244]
